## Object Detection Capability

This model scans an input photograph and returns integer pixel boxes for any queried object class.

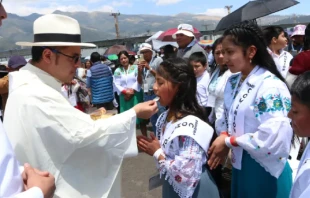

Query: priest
[4,14,158,198]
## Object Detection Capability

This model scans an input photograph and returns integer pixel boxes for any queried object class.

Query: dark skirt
[162,167,220,198]
[231,151,292,198]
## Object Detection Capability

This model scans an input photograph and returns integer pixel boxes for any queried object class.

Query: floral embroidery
[175,175,182,183]
[264,75,272,79]
[265,152,271,157]
[230,75,239,90]
[254,94,288,117]
[283,97,291,112]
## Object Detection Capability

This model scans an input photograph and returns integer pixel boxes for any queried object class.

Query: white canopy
[145,31,178,51]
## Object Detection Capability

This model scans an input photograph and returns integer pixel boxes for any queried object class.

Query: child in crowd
[188,52,210,109]
[137,58,219,198]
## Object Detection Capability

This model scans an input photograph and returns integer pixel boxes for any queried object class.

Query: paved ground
[121,129,162,198]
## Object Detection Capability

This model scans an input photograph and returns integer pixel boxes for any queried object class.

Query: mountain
[0,11,294,51]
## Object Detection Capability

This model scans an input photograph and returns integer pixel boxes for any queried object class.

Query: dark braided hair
[223,21,286,83]
[156,57,205,121]
[303,23,310,51]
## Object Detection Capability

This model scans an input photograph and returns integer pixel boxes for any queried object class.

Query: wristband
[225,137,233,148]
[220,131,229,137]
[153,148,164,160]
[230,136,238,147]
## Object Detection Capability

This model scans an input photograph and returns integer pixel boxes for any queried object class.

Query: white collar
[20,62,62,92]
[267,47,286,58]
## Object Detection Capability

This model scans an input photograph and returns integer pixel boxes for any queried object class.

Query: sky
[4,0,310,17]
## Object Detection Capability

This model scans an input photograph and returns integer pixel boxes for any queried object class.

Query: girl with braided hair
[208,21,293,197]
[137,58,220,198]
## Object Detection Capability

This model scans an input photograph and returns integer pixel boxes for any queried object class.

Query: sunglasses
[43,47,81,64]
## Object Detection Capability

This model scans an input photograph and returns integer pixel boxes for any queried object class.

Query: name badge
[149,173,164,191]
[144,83,149,93]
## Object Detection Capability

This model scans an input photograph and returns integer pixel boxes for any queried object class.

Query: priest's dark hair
[263,25,285,45]
[156,57,205,121]
[291,71,310,108]
[31,46,67,63]
[223,21,286,83]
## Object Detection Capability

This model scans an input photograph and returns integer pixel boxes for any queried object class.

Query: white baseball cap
[138,43,153,53]
[172,24,195,39]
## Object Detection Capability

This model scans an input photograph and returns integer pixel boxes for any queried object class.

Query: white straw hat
[16,14,96,47]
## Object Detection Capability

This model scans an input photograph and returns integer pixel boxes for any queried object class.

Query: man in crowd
[87,52,114,110]
[288,24,306,56]
[0,1,56,198]
[4,14,157,198]
[138,43,165,134]
[173,23,207,59]
[0,55,27,117]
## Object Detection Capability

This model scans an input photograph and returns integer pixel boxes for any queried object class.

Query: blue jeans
[144,92,166,135]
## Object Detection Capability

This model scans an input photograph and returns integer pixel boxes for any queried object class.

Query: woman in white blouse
[207,37,232,130]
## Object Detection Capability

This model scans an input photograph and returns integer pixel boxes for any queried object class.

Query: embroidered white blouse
[155,111,214,198]
[290,143,310,198]
[114,65,140,95]
[216,67,292,178]
[207,67,232,127]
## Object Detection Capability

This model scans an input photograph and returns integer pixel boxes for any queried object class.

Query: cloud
[88,0,101,3]
[111,1,133,7]
[204,8,228,17]
[98,5,116,12]
[3,1,117,16]
[153,0,182,6]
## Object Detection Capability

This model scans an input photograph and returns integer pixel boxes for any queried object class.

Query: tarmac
[121,129,162,198]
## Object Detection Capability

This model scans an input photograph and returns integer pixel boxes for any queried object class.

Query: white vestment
[0,120,43,198]
[4,63,138,198]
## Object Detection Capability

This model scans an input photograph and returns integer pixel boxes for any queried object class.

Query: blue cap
[8,56,27,69]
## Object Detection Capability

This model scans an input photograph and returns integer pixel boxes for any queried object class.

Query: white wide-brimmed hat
[172,24,195,39]
[16,14,96,47]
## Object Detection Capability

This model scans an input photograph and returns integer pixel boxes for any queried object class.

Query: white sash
[225,66,266,169]
[156,111,214,154]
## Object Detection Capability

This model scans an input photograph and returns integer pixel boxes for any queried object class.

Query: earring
[250,59,252,64]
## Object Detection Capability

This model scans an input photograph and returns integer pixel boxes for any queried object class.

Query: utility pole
[111,12,120,39]
[293,14,297,23]
[202,24,210,31]
[224,5,233,14]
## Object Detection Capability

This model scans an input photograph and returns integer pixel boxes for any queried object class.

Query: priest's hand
[133,100,158,119]
[207,135,229,170]
[137,133,161,156]
[22,163,56,198]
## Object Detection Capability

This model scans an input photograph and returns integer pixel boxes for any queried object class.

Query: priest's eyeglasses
[42,47,81,64]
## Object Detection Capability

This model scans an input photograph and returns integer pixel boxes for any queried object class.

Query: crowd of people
[2,0,310,198]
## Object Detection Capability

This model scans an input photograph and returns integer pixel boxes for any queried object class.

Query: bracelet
[220,131,229,137]
[153,148,164,160]
[230,136,238,147]
[225,137,233,148]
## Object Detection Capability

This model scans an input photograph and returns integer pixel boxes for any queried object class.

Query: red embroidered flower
[268,152,271,155]
[175,175,182,183]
